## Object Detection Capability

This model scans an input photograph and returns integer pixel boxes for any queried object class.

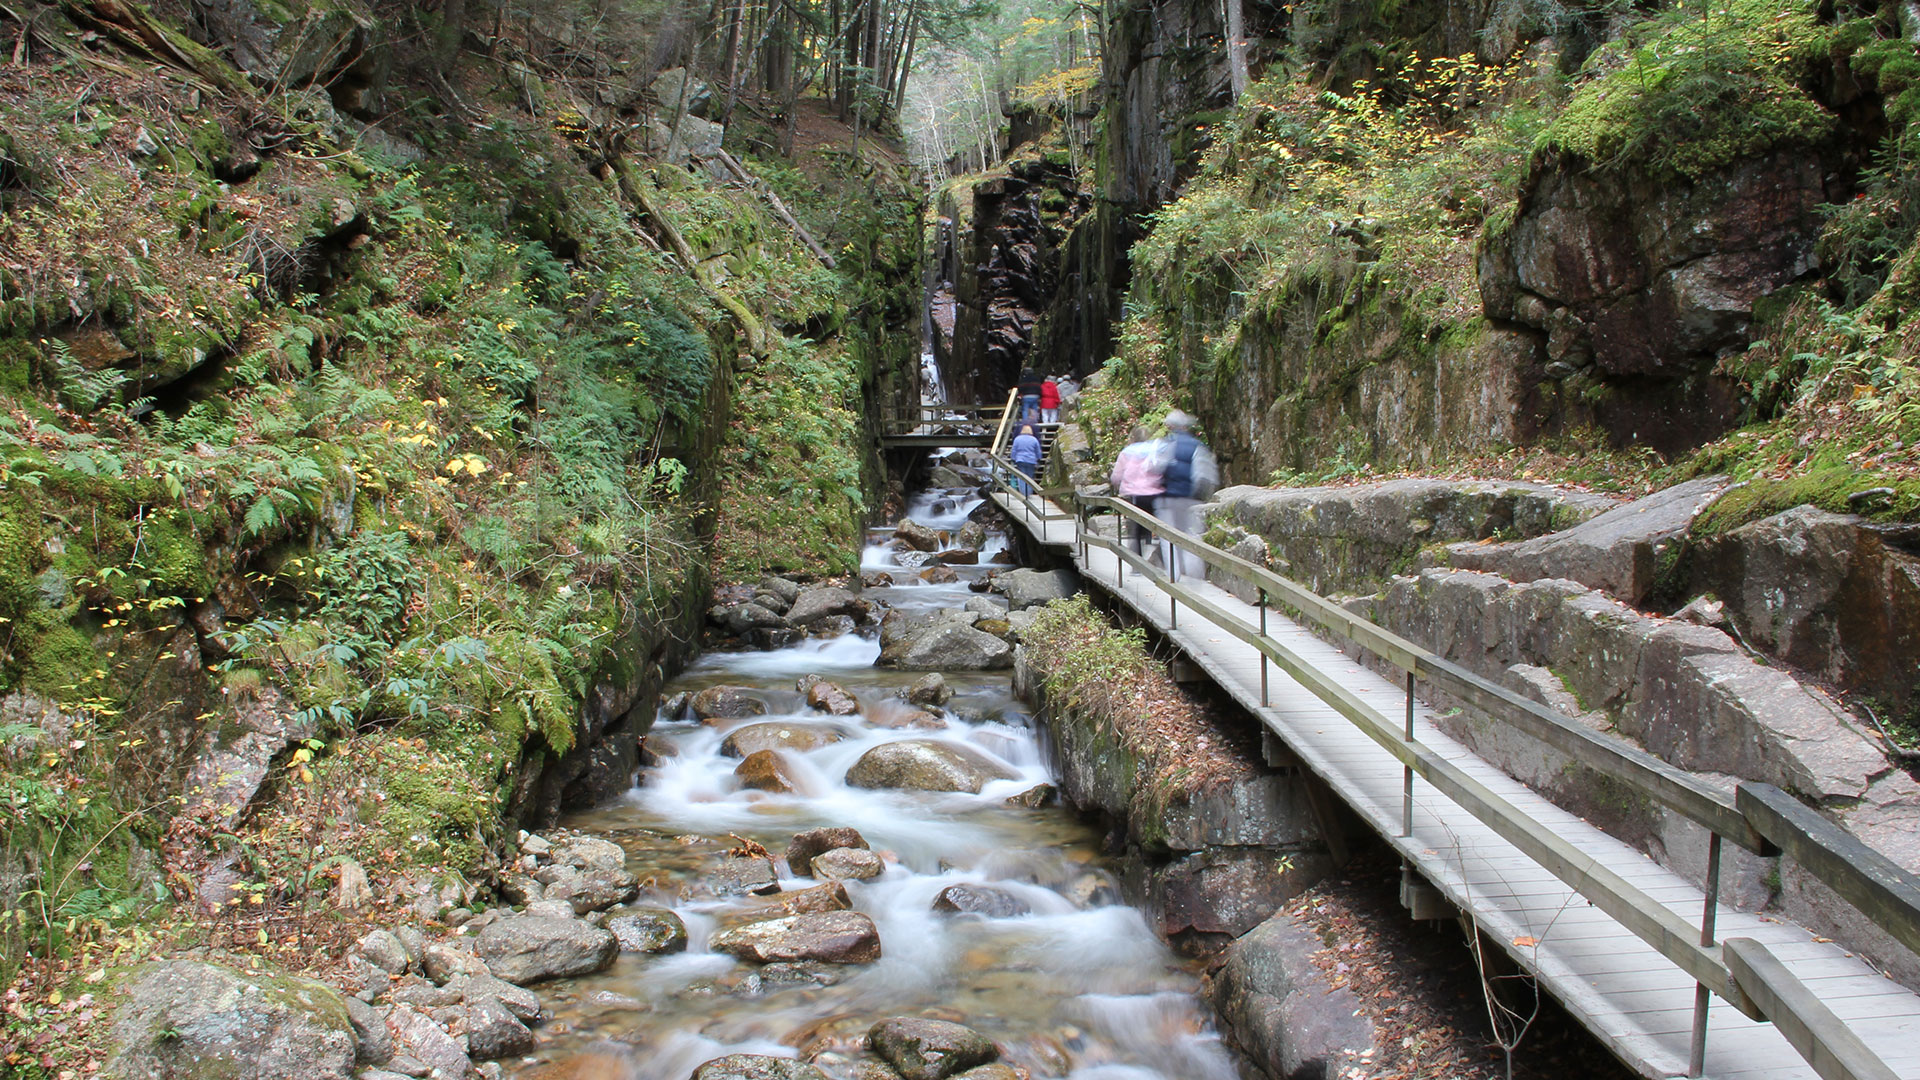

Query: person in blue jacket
[1010,423,1043,495]
[1154,411,1217,579]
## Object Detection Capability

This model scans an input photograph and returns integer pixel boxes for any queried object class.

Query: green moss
[17,608,102,699]
[135,513,213,597]
[1541,0,1833,181]
[1693,464,1920,535]
[0,337,34,393]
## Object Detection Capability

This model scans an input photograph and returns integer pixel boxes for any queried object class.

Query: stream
[508,486,1241,1080]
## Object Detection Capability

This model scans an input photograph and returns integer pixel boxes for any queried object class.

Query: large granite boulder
[1210,914,1375,1080]
[1447,476,1729,605]
[866,1017,998,1080]
[845,740,1018,794]
[894,519,944,552]
[474,916,619,985]
[787,586,868,627]
[709,911,882,964]
[1687,505,1920,722]
[878,617,1013,670]
[692,685,769,722]
[104,961,357,1080]
[931,884,1030,918]
[991,568,1079,611]
[607,908,689,954]
[721,721,847,758]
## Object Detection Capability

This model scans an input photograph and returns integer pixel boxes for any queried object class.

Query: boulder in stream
[810,847,884,881]
[867,1017,998,1080]
[787,586,868,626]
[709,910,882,964]
[103,961,358,1080]
[607,907,688,953]
[465,995,535,1061]
[894,519,944,552]
[693,685,769,721]
[846,739,1018,794]
[736,748,801,793]
[692,1055,831,1080]
[902,673,954,707]
[710,855,782,896]
[721,721,847,757]
[991,567,1079,611]
[473,915,619,985]
[785,827,868,870]
[936,547,980,565]
[919,566,962,584]
[805,679,862,715]
[879,620,1013,671]
[931,884,1031,918]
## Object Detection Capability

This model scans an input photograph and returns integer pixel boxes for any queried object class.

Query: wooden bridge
[979,421,1920,1080]
[876,402,1009,448]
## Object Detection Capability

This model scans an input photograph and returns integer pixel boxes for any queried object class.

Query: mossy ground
[0,7,921,1058]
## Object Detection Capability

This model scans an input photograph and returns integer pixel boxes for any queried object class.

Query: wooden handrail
[1081,526,1757,1015]
[991,388,1018,456]
[1084,494,1766,852]
[1029,488,1915,1080]
[1737,783,1920,960]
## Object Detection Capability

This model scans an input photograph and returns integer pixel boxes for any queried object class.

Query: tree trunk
[1224,0,1248,98]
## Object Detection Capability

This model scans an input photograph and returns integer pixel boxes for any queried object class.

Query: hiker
[1040,374,1061,424]
[1109,424,1165,557]
[1017,368,1042,424]
[1154,410,1218,580]
[1010,423,1043,495]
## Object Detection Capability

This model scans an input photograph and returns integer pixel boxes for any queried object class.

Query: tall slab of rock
[1481,148,1836,453]
[104,961,358,1080]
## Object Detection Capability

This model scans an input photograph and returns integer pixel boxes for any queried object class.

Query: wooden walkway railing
[978,429,1920,1080]
[876,401,1010,447]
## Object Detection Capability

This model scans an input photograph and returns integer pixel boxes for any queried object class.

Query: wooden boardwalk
[991,491,1920,1080]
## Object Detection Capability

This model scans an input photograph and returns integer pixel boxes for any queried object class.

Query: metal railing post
[1402,671,1415,838]
[1258,587,1270,708]
[1688,833,1723,1077]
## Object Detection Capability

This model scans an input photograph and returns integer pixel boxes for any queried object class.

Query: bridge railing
[1013,488,1916,1080]
[877,401,1010,439]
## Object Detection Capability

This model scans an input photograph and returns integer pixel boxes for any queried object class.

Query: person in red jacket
[1039,375,1061,424]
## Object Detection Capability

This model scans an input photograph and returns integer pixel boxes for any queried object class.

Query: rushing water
[511,485,1239,1080]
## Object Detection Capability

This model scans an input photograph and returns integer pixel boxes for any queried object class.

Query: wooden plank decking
[990,491,1920,1080]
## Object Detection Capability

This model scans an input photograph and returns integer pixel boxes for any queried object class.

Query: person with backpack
[1109,424,1165,557]
[1039,375,1061,425]
[1017,368,1042,424]
[1010,423,1043,495]
[1154,410,1218,580]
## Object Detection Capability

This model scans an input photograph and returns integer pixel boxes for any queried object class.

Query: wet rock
[465,996,534,1061]
[693,685,769,722]
[763,880,853,914]
[1447,476,1728,605]
[421,942,489,984]
[879,621,1014,671]
[805,680,862,715]
[810,847,884,881]
[896,550,938,569]
[787,586,869,626]
[785,827,869,871]
[868,705,948,730]
[811,614,859,638]
[474,915,619,985]
[936,548,980,565]
[846,740,1018,794]
[919,566,961,584]
[1004,783,1056,808]
[932,884,1030,918]
[104,961,357,1080]
[736,749,801,793]
[902,673,955,708]
[722,601,790,636]
[867,1017,998,1080]
[555,867,640,914]
[358,929,412,976]
[953,1066,1021,1080]
[709,911,883,964]
[711,856,782,896]
[991,567,1079,611]
[449,973,541,1023]
[894,519,944,552]
[973,618,1011,638]
[864,572,896,588]
[691,1055,831,1080]
[957,521,988,550]
[1211,913,1376,1080]
[607,908,689,954]
[387,1004,472,1078]
[721,721,847,758]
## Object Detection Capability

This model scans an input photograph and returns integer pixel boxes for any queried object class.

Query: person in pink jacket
[1109,425,1164,557]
